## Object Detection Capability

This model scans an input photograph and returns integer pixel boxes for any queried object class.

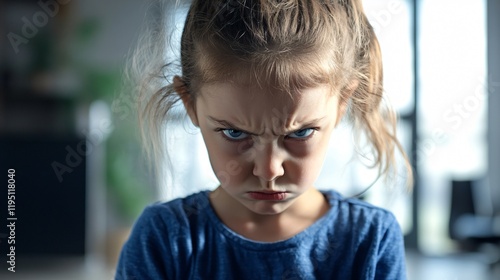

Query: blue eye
[222,129,249,140]
[287,128,315,139]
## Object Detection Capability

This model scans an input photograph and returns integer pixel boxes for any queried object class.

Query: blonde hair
[132,0,413,191]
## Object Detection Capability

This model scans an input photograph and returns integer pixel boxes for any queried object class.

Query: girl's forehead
[199,81,328,101]
[196,67,338,97]
[199,82,336,110]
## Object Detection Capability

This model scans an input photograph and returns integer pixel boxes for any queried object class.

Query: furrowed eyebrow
[280,117,326,133]
[207,117,261,136]
[207,116,327,136]
[290,117,326,129]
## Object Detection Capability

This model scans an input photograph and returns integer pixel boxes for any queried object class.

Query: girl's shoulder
[320,189,401,232]
[116,191,213,279]
[136,190,213,226]
[322,189,396,213]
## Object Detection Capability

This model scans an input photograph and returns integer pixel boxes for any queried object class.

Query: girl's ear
[336,80,359,124]
[174,76,199,127]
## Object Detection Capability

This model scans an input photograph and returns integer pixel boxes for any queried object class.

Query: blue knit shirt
[115,190,406,279]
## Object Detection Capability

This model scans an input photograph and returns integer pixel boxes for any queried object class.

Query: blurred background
[0,0,499,279]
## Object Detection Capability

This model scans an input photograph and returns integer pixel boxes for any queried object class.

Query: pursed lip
[246,191,289,201]
[248,190,288,194]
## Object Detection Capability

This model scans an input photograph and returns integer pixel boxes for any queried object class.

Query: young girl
[116,0,412,279]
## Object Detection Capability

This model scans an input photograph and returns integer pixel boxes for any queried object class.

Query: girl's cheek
[285,142,316,158]
[210,142,253,187]
[233,139,254,156]
[214,136,254,156]
[213,157,251,187]
[286,157,323,186]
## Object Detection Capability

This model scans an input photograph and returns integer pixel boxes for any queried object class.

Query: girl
[116,0,413,279]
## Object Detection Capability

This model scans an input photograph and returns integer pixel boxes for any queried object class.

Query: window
[417,0,487,254]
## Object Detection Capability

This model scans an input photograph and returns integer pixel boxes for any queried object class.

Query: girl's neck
[209,187,330,242]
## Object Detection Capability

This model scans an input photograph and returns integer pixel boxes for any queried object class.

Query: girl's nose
[252,142,285,182]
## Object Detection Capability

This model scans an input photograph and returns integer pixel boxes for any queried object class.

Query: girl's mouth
[247,191,288,201]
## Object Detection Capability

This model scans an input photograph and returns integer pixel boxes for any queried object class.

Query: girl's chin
[242,197,295,215]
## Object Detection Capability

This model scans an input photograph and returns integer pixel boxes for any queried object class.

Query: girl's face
[179,79,344,217]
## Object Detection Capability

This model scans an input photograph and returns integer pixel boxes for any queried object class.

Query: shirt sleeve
[374,213,407,280]
[115,205,175,280]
